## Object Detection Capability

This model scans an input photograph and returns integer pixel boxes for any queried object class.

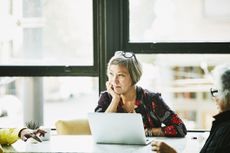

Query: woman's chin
[114,89,122,94]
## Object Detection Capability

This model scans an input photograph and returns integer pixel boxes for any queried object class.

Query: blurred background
[1,0,230,130]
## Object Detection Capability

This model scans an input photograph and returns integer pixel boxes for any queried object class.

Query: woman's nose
[111,75,118,83]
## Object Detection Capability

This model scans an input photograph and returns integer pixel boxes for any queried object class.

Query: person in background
[94,51,187,137]
[152,64,230,153]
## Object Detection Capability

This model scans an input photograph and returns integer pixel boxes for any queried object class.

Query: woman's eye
[118,74,125,77]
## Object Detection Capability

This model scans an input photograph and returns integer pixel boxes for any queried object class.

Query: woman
[152,64,230,153]
[95,51,187,137]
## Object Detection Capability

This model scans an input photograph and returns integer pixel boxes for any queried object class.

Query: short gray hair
[107,51,143,85]
[212,64,230,106]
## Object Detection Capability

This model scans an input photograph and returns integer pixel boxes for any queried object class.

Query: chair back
[55,119,91,135]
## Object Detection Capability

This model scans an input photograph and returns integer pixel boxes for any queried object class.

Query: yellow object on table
[0,144,3,153]
[0,128,19,145]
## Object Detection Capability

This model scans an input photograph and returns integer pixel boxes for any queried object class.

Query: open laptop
[88,112,153,145]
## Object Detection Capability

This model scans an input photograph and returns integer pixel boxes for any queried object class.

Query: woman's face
[107,64,133,95]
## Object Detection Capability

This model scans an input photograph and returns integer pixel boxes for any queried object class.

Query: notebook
[88,112,153,145]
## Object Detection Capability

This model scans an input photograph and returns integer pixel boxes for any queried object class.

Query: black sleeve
[94,91,112,112]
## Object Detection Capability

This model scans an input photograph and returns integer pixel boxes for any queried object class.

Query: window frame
[1,0,229,129]
[0,0,99,77]
[123,0,230,54]
[1,0,229,94]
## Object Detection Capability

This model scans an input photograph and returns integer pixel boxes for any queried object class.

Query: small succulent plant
[25,121,40,130]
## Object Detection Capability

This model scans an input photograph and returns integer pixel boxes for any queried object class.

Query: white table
[2,132,209,153]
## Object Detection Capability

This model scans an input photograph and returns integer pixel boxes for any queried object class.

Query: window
[1,0,93,66]
[1,0,229,131]
[129,0,230,42]
[0,0,96,128]
[136,54,229,129]
[126,0,230,130]
[0,77,98,128]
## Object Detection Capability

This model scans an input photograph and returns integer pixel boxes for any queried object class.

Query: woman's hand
[145,128,164,137]
[20,128,46,142]
[105,81,121,112]
[106,81,120,100]
[151,141,177,153]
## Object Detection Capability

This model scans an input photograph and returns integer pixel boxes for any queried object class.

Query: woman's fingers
[106,81,113,92]
[151,141,163,152]
[151,141,177,153]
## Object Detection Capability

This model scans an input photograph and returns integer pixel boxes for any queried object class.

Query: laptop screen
[88,113,152,145]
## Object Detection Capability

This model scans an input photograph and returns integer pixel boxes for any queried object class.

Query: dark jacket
[200,110,230,153]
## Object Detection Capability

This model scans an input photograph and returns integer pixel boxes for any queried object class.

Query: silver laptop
[88,112,153,145]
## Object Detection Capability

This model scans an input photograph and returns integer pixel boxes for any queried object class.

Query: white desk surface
[3,132,209,153]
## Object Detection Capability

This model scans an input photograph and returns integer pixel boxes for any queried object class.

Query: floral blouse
[95,86,187,137]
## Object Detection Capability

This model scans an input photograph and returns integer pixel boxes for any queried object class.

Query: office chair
[55,119,91,135]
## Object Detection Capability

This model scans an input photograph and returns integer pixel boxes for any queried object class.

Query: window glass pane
[44,77,98,127]
[0,77,23,127]
[135,54,230,130]
[1,54,229,130]
[23,0,42,17]
[130,0,230,42]
[0,77,98,128]
[0,0,93,66]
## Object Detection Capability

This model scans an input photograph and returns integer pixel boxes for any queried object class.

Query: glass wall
[1,52,228,129]
[0,0,93,66]
[136,54,230,129]
[1,0,230,131]
[0,0,95,128]
[0,77,98,128]
[130,0,230,42]
[128,0,230,130]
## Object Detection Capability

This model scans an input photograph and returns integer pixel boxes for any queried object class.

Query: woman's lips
[113,86,122,91]
[114,86,121,89]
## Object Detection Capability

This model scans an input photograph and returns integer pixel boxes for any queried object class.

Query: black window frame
[0,0,99,77]
[123,0,230,54]
[1,0,229,93]
[99,0,230,92]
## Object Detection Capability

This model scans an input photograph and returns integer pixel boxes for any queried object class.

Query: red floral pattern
[171,114,183,124]
[163,126,177,136]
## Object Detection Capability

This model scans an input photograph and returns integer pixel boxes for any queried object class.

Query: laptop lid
[88,112,152,145]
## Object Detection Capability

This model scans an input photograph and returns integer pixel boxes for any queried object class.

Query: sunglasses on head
[115,51,135,57]
[115,51,137,61]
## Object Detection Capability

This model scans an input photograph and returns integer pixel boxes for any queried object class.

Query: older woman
[152,64,230,153]
[95,51,187,137]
